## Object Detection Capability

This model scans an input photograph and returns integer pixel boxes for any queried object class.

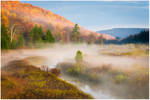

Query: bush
[49,68,61,76]
[112,74,127,84]
[67,67,80,76]
[75,50,83,62]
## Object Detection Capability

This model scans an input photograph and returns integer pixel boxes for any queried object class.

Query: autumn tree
[1,13,9,27]
[72,24,80,42]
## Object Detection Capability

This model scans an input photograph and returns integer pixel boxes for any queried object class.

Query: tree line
[2,23,82,49]
[1,24,55,49]
[121,30,149,44]
[105,30,149,44]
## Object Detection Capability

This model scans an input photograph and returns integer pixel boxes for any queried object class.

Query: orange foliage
[1,11,9,27]
[1,1,116,41]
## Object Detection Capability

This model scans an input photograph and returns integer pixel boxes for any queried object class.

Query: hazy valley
[1,1,149,99]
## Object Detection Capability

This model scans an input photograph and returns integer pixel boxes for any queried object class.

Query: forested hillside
[1,1,116,49]
[97,28,148,39]
[121,30,149,44]
[105,30,149,44]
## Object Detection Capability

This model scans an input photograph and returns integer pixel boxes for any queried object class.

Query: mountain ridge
[2,1,116,42]
[97,28,148,39]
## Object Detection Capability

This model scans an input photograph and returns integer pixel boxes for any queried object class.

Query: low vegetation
[1,59,93,99]
[57,61,149,98]
[101,44,149,57]
[56,50,149,99]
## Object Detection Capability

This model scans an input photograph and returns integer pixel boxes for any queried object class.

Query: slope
[2,1,116,42]
[1,59,93,99]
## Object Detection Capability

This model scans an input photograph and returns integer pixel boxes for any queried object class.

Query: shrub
[75,50,83,62]
[67,67,80,76]
[49,68,61,76]
[112,74,127,84]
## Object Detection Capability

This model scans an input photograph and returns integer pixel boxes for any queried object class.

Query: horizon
[21,1,149,31]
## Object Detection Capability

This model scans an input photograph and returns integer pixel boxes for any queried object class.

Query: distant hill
[97,28,148,39]
[105,30,149,44]
[121,30,149,44]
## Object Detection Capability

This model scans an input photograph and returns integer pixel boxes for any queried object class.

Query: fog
[2,43,148,68]
[1,43,149,99]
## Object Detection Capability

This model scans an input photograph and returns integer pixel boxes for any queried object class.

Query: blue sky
[21,1,149,31]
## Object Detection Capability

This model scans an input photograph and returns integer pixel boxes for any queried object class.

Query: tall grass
[57,61,149,99]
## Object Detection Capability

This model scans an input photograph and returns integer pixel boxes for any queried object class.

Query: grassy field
[101,44,149,57]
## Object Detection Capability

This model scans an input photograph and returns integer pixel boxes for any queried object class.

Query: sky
[21,1,149,31]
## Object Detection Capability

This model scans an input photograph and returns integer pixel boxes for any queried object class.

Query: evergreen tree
[17,34,25,48]
[1,24,10,49]
[29,25,44,43]
[75,50,83,62]
[72,24,80,42]
[10,39,17,49]
[45,30,55,43]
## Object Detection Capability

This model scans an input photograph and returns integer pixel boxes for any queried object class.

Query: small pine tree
[72,24,80,42]
[46,30,55,43]
[75,50,83,62]
[1,24,10,49]
[100,39,104,45]
[10,39,17,49]
[17,34,25,48]
[29,25,44,44]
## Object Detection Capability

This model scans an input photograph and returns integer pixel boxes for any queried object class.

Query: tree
[72,24,80,42]
[10,39,17,49]
[29,25,44,44]
[121,30,149,44]
[17,34,25,48]
[45,30,55,43]
[99,35,106,45]
[1,24,10,49]
[10,24,17,43]
[1,13,9,27]
[75,50,83,62]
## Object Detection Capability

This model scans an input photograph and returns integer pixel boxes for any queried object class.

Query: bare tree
[41,65,49,72]
[9,24,16,43]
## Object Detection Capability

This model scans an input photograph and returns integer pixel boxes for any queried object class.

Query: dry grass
[101,44,149,57]
[1,59,93,99]
[57,61,149,99]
